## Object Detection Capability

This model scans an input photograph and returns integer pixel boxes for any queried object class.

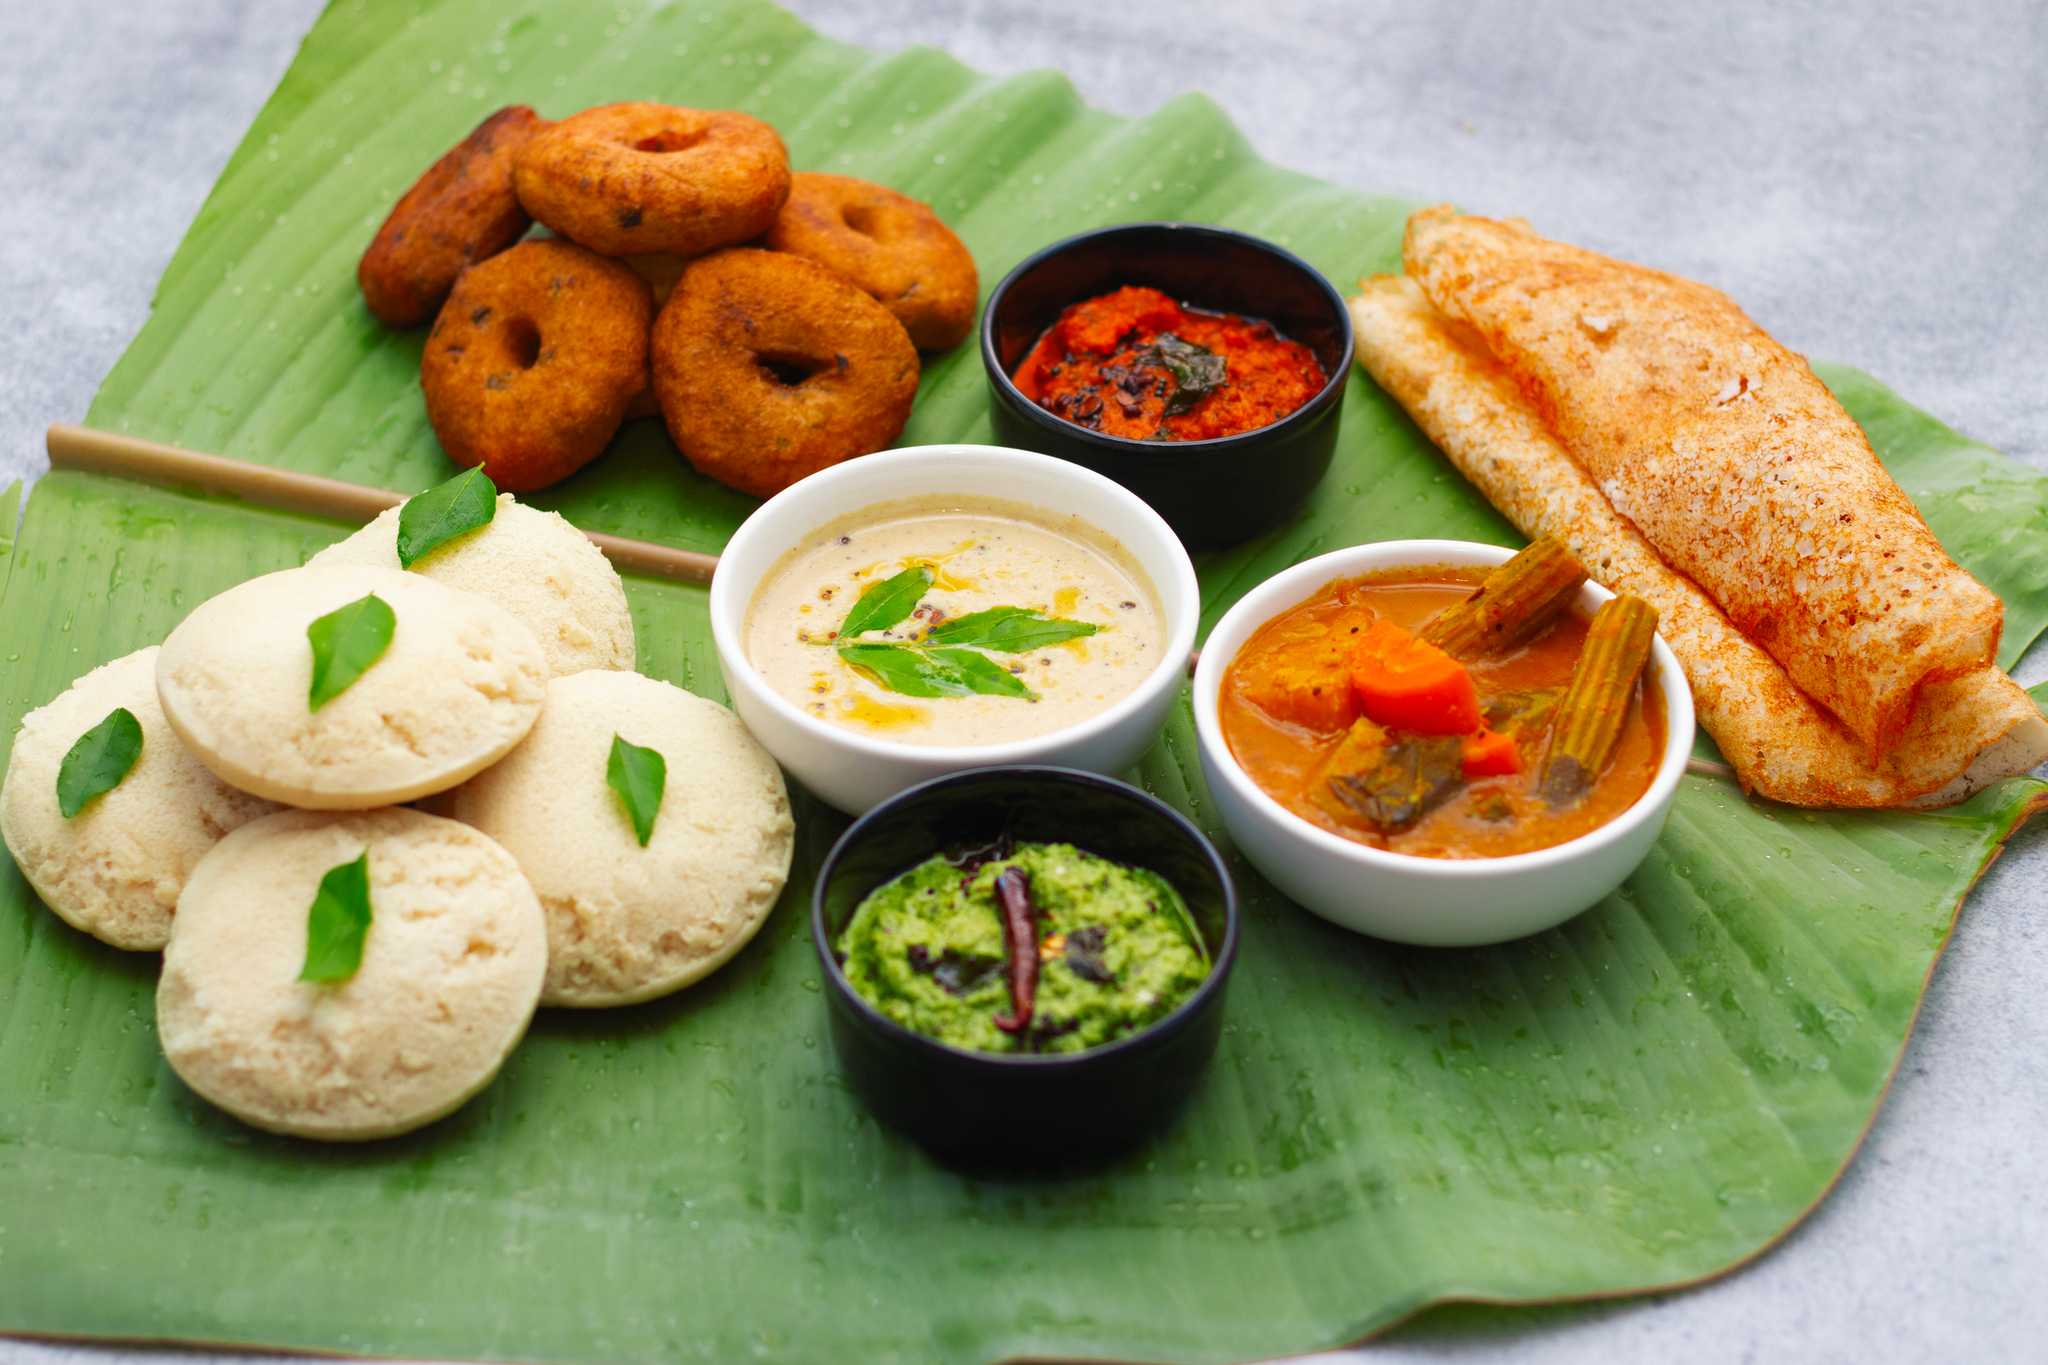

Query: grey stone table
[3,1,2042,1361]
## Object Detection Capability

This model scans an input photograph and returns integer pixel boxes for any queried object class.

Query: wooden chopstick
[43,423,720,584]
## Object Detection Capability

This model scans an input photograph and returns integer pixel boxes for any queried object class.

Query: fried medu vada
[513,103,790,258]
[358,105,547,328]
[618,255,688,421]
[763,173,979,350]
[421,239,653,492]
[651,249,919,498]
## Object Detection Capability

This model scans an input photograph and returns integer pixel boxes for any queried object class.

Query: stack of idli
[0,478,793,1141]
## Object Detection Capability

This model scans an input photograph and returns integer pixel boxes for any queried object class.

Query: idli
[157,806,547,1141]
[446,669,794,1007]
[309,493,636,677]
[0,647,278,951]
[157,563,547,808]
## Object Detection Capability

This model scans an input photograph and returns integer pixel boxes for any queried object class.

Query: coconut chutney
[744,495,1164,748]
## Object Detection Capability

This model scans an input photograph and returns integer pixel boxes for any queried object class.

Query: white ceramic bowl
[709,445,1201,815]
[1192,540,1695,947]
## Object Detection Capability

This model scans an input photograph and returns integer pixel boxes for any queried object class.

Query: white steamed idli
[0,647,279,950]
[157,806,547,1141]
[446,669,794,1007]
[309,494,636,678]
[156,563,547,809]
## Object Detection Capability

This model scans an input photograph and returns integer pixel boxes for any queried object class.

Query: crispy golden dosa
[1402,206,2003,762]
[1350,276,2048,808]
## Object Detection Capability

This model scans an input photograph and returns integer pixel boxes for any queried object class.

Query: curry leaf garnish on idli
[306,593,397,711]
[837,565,932,638]
[55,707,143,818]
[396,467,498,569]
[606,734,667,847]
[298,850,373,984]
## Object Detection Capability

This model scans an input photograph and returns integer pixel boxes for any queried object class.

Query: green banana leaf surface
[3,1,2046,1361]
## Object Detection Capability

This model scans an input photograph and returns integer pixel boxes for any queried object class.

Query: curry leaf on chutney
[1135,333,1228,416]
[926,606,1099,653]
[835,642,977,698]
[837,566,933,639]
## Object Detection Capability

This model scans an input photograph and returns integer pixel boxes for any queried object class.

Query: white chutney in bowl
[710,445,1199,813]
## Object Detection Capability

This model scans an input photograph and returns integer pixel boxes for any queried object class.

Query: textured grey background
[2,1,2043,1362]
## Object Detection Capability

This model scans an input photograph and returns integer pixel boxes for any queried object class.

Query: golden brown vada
[421,239,653,492]
[651,249,919,497]
[764,172,979,350]
[358,106,547,328]
[513,103,790,258]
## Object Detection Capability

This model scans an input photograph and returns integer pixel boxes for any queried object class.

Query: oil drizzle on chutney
[1012,286,1327,441]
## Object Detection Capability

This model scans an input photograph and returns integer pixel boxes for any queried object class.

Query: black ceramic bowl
[812,766,1239,1162]
[981,221,1354,548]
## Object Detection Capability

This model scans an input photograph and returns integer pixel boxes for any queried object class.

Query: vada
[764,172,979,349]
[421,239,652,492]
[651,248,919,497]
[357,105,546,328]
[513,102,789,257]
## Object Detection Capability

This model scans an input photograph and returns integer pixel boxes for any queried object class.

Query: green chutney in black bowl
[814,767,1239,1161]
[837,840,1211,1056]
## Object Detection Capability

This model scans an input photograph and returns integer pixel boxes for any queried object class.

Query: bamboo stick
[44,423,720,584]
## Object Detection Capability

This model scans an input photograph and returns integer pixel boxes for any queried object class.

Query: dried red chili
[990,866,1040,1035]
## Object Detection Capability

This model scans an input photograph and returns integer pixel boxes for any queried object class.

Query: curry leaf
[298,851,373,984]
[55,707,143,818]
[1327,734,1466,830]
[835,642,974,698]
[1063,926,1116,984]
[606,734,667,847]
[838,642,1039,700]
[306,592,396,711]
[925,607,1100,653]
[396,467,496,568]
[925,646,1037,699]
[837,566,933,639]
[1136,332,1228,416]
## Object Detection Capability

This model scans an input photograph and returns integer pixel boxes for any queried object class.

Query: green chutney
[836,841,1210,1055]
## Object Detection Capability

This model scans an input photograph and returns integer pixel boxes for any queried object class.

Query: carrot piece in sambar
[1349,618,1482,735]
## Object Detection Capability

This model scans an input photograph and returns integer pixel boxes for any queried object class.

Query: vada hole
[755,351,829,387]
[502,316,542,369]
[840,203,883,238]
[634,128,705,154]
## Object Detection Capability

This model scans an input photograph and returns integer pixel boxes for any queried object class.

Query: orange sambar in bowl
[1217,567,1665,859]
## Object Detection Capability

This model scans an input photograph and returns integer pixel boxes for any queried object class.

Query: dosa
[1402,207,2002,763]
[1350,274,2047,808]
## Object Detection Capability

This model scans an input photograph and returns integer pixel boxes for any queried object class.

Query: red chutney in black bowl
[981,222,1354,546]
[1012,286,1328,442]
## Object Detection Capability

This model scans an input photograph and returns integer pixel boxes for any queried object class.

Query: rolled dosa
[1350,275,2047,808]
[1401,207,2003,762]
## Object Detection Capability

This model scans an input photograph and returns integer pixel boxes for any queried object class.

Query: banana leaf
[3,1,2046,1361]
[0,480,19,569]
